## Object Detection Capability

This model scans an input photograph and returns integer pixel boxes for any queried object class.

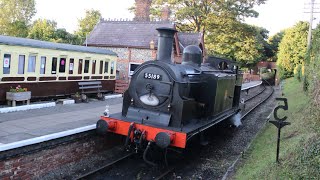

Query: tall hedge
[277,21,308,79]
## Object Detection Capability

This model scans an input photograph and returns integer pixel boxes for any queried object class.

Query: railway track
[75,150,178,180]
[242,81,274,119]
[75,152,136,180]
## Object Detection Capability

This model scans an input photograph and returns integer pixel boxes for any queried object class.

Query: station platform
[0,81,262,152]
[241,80,262,90]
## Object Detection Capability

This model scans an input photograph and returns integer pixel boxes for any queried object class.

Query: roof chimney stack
[161,5,171,21]
[134,0,152,21]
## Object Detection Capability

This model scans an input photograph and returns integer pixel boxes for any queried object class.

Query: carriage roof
[0,35,117,56]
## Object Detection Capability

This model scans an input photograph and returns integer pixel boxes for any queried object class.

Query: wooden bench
[78,81,104,101]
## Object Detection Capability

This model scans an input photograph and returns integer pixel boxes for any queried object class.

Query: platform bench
[78,81,104,101]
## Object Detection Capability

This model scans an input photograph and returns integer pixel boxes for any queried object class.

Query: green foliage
[53,28,82,45]
[151,0,266,32]
[75,9,101,41]
[235,78,320,179]
[28,19,57,41]
[28,19,81,45]
[305,23,320,105]
[206,16,265,66]
[0,0,36,37]
[277,21,308,79]
[294,64,302,81]
[267,31,284,61]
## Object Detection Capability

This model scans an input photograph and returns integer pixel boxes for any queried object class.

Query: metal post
[276,124,281,163]
[307,0,315,50]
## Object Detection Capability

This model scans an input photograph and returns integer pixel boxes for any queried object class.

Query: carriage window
[3,54,11,74]
[69,58,74,74]
[59,58,66,73]
[99,61,103,74]
[28,55,36,72]
[111,61,115,74]
[104,61,109,73]
[92,60,96,74]
[18,55,25,74]
[84,60,90,73]
[52,57,57,74]
[40,56,46,74]
[78,59,83,74]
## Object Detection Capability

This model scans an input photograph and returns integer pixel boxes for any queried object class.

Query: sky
[34,0,314,36]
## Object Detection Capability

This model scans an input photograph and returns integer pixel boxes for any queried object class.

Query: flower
[9,85,27,93]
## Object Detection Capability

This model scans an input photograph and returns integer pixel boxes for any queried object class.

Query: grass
[234,78,320,179]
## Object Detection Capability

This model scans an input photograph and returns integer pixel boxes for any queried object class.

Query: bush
[278,65,293,80]
[294,64,302,81]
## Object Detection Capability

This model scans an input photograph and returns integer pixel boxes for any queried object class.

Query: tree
[150,0,266,32]
[277,21,308,78]
[0,0,36,37]
[76,9,101,41]
[53,28,82,45]
[205,14,266,66]
[28,19,57,41]
[266,31,284,61]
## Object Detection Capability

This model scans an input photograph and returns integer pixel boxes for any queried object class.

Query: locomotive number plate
[144,72,162,80]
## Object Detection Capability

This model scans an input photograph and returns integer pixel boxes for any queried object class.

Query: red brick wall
[0,131,122,179]
[243,73,261,82]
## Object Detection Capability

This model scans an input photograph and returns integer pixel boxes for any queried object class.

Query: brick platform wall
[0,131,123,179]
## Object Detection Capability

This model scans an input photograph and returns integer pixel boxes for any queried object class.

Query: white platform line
[0,102,56,114]
[241,81,263,91]
[105,94,122,99]
[0,124,96,152]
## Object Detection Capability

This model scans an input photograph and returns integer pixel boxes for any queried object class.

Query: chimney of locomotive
[156,27,177,63]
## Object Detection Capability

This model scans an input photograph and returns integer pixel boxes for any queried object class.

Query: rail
[75,152,136,180]
[241,80,274,119]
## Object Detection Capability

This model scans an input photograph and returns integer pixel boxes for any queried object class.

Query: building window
[52,57,57,74]
[99,60,103,74]
[59,58,66,73]
[40,56,46,74]
[28,55,36,72]
[92,60,96,74]
[3,54,11,74]
[111,61,115,74]
[18,55,25,74]
[69,58,74,74]
[104,61,109,73]
[78,59,83,74]
[129,63,140,76]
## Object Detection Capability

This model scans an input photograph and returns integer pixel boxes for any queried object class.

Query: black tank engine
[97,27,243,149]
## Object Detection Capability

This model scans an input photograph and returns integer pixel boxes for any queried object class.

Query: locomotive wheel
[81,94,89,103]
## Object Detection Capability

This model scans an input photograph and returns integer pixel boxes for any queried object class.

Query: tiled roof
[0,35,117,55]
[86,20,175,48]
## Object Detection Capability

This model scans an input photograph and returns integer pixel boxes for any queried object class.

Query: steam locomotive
[97,28,243,150]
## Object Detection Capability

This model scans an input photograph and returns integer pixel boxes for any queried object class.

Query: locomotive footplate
[97,107,239,149]
[98,116,187,148]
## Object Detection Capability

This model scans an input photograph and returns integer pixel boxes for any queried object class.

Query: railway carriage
[0,35,117,104]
